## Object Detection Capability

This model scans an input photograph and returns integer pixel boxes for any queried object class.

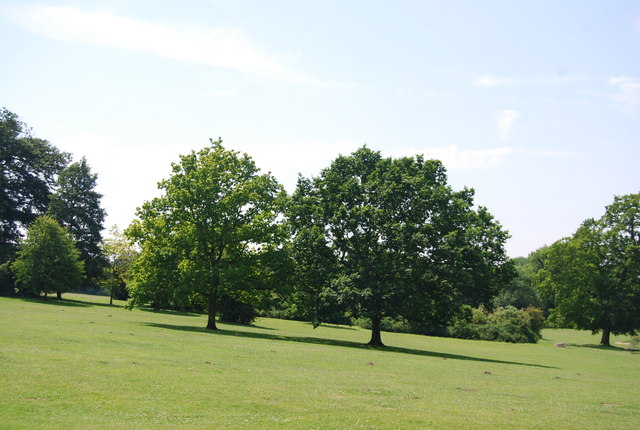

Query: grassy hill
[1,293,638,429]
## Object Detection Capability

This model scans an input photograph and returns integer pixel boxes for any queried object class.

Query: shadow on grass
[18,297,122,309]
[568,343,638,352]
[142,322,556,368]
[140,307,202,318]
[303,322,356,331]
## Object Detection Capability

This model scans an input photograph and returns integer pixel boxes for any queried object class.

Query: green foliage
[11,216,84,298]
[126,139,288,329]
[536,193,640,345]
[0,108,70,265]
[493,256,541,309]
[48,158,107,287]
[218,293,257,324]
[449,305,544,343]
[288,146,513,346]
[101,226,137,302]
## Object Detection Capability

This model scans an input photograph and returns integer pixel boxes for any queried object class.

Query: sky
[1,0,638,257]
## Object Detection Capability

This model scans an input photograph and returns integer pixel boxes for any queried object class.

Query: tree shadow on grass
[568,343,638,352]
[140,307,202,318]
[303,322,356,331]
[142,322,556,368]
[18,297,121,309]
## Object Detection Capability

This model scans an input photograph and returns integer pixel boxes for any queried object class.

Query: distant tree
[101,225,137,304]
[289,147,513,346]
[48,157,107,287]
[492,256,541,309]
[538,193,640,345]
[12,216,84,299]
[126,140,288,329]
[0,108,70,266]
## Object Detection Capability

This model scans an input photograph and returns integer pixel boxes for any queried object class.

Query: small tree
[12,216,84,299]
[101,225,137,304]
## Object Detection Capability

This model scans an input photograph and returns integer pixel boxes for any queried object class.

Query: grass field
[1,293,638,429]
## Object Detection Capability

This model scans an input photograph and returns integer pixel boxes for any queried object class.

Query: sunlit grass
[1,293,638,429]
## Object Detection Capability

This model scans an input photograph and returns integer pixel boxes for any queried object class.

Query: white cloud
[608,76,640,113]
[205,90,238,97]
[474,74,581,87]
[407,145,513,170]
[474,75,521,87]
[11,6,341,85]
[497,110,520,140]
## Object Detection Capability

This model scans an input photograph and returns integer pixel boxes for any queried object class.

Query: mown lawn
[0,293,638,429]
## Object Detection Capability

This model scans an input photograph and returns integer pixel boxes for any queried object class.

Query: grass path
[1,294,638,429]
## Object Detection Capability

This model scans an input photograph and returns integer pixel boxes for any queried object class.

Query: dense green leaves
[289,147,513,346]
[0,108,70,263]
[11,216,84,298]
[537,193,640,345]
[127,140,287,329]
[48,158,107,286]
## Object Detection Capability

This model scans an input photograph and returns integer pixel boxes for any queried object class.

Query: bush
[218,294,257,325]
[449,306,543,343]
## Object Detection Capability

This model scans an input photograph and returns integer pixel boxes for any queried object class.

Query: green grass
[1,294,638,429]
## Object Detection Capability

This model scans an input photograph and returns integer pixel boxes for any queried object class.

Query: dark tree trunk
[600,328,611,346]
[109,285,114,305]
[367,315,385,347]
[206,282,218,330]
[56,291,62,300]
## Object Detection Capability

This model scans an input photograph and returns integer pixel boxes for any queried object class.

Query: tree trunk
[109,285,114,305]
[206,282,219,330]
[367,315,385,347]
[600,328,611,346]
[56,291,62,300]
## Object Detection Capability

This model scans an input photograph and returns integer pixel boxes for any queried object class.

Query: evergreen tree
[0,108,69,265]
[48,157,106,287]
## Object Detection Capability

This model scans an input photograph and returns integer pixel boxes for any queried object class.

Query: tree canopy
[48,157,107,287]
[537,193,640,345]
[0,108,70,264]
[126,140,288,329]
[11,215,84,299]
[288,147,513,346]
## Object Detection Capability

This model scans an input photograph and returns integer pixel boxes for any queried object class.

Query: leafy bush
[450,306,544,343]
[218,294,257,325]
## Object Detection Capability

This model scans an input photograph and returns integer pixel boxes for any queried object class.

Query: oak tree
[289,147,513,346]
[127,140,287,329]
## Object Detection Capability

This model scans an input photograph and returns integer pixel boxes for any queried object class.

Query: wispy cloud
[497,110,520,140]
[474,74,582,87]
[10,6,348,86]
[410,145,513,170]
[608,76,640,113]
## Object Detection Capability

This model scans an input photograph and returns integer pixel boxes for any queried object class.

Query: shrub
[449,306,543,343]
[218,294,257,325]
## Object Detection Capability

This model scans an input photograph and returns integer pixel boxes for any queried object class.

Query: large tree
[288,147,513,346]
[12,215,84,299]
[48,157,107,287]
[538,193,640,345]
[0,108,70,264]
[126,140,287,329]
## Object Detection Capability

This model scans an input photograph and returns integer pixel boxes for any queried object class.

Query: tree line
[1,109,638,346]
[1,108,107,298]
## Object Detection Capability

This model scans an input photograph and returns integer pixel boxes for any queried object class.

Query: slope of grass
[1,293,638,429]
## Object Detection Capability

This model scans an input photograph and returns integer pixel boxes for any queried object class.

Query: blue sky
[1,0,638,257]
